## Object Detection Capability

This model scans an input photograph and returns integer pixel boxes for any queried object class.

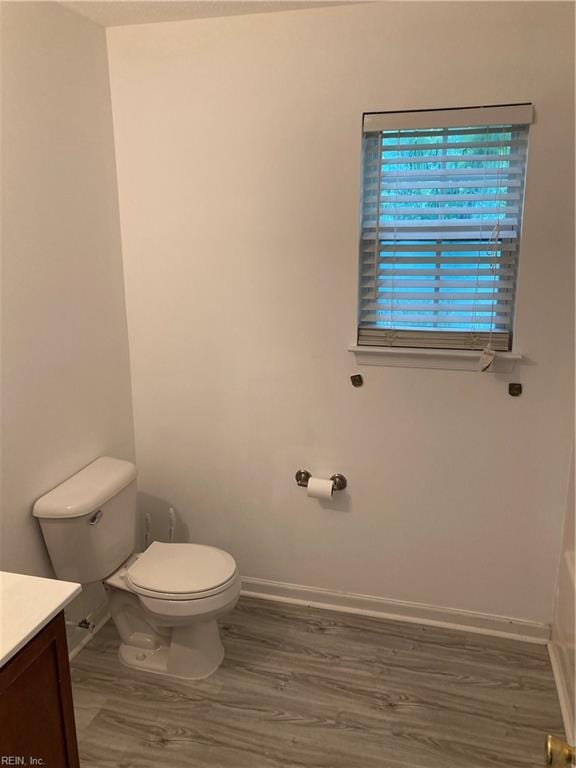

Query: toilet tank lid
[33,457,137,519]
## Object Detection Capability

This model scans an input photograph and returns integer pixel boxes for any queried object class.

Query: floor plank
[71,596,564,768]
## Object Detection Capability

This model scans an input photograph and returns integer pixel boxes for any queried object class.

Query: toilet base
[118,618,225,680]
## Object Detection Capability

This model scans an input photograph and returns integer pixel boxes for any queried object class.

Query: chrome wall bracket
[295,469,312,487]
[330,474,347,491]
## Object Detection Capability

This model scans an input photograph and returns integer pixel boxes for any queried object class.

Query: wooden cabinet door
[0,611,80,767]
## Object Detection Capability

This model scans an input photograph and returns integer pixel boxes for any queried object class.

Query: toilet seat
[126,541,238,601]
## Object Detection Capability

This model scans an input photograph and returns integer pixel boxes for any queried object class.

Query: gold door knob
[546,735,575,767]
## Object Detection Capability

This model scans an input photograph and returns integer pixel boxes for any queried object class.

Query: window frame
[353,103,533,369]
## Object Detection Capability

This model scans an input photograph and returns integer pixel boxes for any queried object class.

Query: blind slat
[365,232,519,241]
[361,305,513,315]
[360,277,516,288]
[361,256,517,265]
[364,242,517,253]
[360,314,511,325]
[362,274,516,282]
[360,292,514,302]
[363,194,521,204]
[376,139,528,153]
[366,179,524,190]
[363,232,518,242]
[377,155,527,167]
[370,206,519,216]
[365,125,525,141]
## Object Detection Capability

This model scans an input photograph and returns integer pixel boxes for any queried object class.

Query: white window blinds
[358,104,532,351]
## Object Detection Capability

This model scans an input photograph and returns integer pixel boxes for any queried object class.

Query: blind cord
[479,128,507,372]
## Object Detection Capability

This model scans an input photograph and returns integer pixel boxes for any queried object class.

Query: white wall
[107,1,574,626]
[550,455,575,743]
[1,0,134,615]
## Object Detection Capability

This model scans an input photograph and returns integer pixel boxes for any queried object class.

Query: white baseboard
[67,606,110,662]
[549,639,576,745]
[241,576,550,644]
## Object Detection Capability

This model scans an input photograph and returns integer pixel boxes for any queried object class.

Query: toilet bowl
[105,542,241,679]
[32,456,240,682]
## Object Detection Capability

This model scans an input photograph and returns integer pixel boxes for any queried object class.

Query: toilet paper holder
[295,469,347,491]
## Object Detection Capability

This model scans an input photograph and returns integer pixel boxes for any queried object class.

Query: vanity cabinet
[0,611,80,767]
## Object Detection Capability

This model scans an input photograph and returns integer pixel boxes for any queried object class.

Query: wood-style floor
[71,597,564,768]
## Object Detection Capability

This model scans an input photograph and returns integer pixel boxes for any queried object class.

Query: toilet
[33,456,240,680]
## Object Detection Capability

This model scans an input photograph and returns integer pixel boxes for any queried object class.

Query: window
[358,104,533,351]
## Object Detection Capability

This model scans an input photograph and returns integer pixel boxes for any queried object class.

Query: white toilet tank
[33,457,138,584]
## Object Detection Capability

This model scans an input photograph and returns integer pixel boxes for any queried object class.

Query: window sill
[348,345,523,372]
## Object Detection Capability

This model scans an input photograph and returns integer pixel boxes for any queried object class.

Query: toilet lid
[126,541,237,597]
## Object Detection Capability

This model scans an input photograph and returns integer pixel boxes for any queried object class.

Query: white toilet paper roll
[306,477,334,499]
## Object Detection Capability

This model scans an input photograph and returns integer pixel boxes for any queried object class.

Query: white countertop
[0,570,81,667]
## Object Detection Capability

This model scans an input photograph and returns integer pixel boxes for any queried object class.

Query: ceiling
[61,1,352,27]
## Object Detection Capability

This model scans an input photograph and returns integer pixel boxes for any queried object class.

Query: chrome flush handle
[546,736,575,768]
[88,509,103,525]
